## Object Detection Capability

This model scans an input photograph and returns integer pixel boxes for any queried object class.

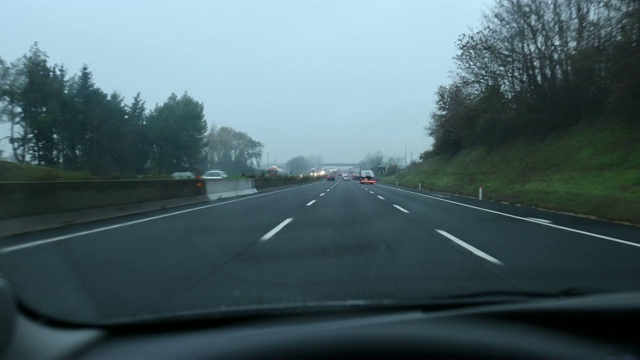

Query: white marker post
[419,183,421,190]
[479,185,483,200]
[396,181,398,186]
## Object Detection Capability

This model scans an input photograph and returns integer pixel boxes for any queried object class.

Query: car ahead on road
[202,170,228,179]
[342,174,350,180]
[360,177,376,184]
[171,171,195,179]
[359,170,376,184]
[327,174,336,181]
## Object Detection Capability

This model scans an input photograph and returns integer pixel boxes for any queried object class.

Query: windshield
[1,0,639,326]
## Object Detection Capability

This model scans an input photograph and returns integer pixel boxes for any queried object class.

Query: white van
[359,170,376,184]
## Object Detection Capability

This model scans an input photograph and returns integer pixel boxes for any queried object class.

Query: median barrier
[205,178,257,200]
[204,177,321,199]
[0,180,206,220]
[0,180,207,237]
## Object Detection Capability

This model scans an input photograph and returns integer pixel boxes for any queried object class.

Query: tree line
[358,151,404,176]
[206,125,263,175]
[425,0,639,157]
[0,43,263,177]
[283,155,324,175]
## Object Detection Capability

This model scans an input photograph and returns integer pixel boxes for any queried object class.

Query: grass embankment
[0,161,175,181]
[0,161,98,181]
[384,120,640,224]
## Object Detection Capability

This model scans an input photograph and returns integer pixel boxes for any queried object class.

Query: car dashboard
[2,278,640,360]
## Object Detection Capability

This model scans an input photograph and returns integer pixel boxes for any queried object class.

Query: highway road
[1,179,640,325]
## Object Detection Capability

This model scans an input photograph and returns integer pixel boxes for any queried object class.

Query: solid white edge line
[436,230,504,266]
[260,218,294,241]
[377,196,385,200]
[393,205,410,213]
[1,181,323,254]
[306,200,316,206]
[377,184,640,249]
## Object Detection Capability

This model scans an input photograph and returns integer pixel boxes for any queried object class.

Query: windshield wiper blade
[431,287,604,302]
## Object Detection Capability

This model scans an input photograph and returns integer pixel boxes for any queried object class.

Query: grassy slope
[384,119,640,224]
[0,161,97,181]
[0,161,185,181]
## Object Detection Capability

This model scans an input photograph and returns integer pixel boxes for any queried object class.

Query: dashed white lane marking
[377,184,640,249]
[436,230,504,266]
[306,200,316,206]
[393,205,410,213]
[320,193,325,196]
[260,218,294,241]
[377,196,385,200]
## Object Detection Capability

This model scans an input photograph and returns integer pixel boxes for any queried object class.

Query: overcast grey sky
[1,0,488,165]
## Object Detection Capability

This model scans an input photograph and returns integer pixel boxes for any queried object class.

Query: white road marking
[260,218,294,241]
[320,193,325,196]
[377,196,385,200]
[369,191,375,194]
[436,230,504,266]
[393,205,410,213]
[526,217,552,224]
[377,184,640,249]
[0,182,322,254]
[306,200,316,206]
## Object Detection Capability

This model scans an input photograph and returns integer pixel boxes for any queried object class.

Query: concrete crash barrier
[0,180,207,237]
[0,195,210,238]
[0,180,206,220]
[206,178,257,200]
